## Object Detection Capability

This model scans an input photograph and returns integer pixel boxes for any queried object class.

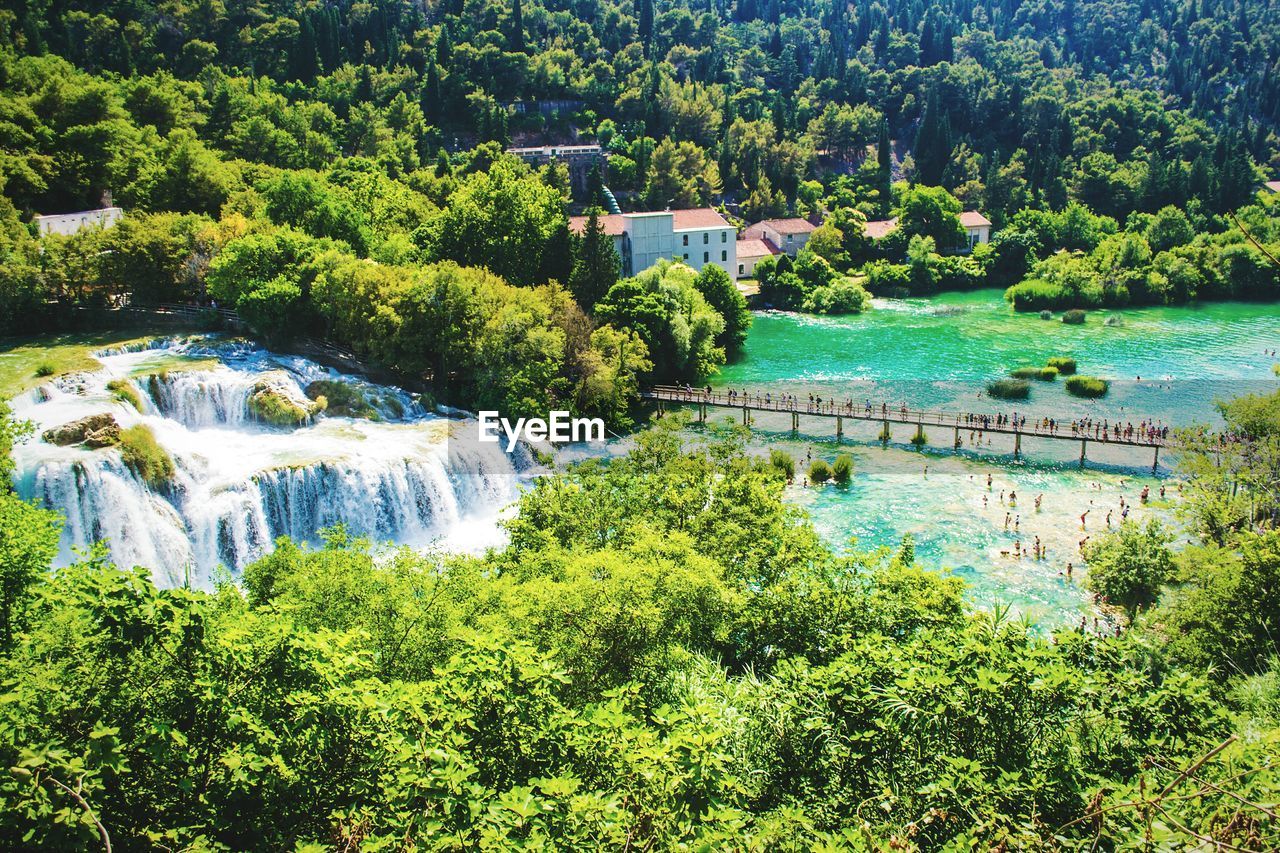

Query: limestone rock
[42,413,119,446]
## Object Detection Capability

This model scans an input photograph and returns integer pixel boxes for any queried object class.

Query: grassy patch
[769,448,795,480]
[0,330,173,400]
[119,424,176,488]
[1062,309,1087,325]
[808,459,832,484]
[832,453,853,484]
[107,379,144,412]
[1010,367,1042,379]
[1066,375,1109,398]
[988,379,1031,400]
[1047,357,1077,375]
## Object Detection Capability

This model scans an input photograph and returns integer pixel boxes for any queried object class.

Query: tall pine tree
[570,208,620,311]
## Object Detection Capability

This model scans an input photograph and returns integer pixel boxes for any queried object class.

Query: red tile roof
[1265,180,1280,193]
[568,208,730,236]
[959,211,992,228]
[863,217,898,239]
[568,213,627,236]
[751,217,817,235]
[671,208,731,230]
[736,238,778,260]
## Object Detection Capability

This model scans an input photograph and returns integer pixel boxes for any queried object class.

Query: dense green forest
[1,0,1280,378]
[1,395,1279,849]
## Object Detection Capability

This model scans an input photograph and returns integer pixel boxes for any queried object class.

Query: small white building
[862,211,992,252]
[568,208,736,278]
[960,211,992,249]
[742,218,817,257]
[33,207,124,237]
[735,238,778,279]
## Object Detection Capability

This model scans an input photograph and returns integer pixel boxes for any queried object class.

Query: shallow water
[703,293,1280,622]
[717,291,1280,431]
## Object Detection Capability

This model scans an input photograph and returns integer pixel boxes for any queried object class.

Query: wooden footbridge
[643,385,1174,471]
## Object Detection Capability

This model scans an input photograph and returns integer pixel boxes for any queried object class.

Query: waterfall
[142,369,259,428]
[13,337,535,587]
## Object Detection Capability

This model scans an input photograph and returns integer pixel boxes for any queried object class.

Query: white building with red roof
[734,238,778,279]
[568,208,736,278]
[741,217,818,257]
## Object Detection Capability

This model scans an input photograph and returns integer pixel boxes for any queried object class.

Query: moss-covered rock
[42,413,119,446]
[249,373,324,426]
[119,424,175,487]
[107,378,144,412]
[304,380,379,420]
[988,379,1031,400]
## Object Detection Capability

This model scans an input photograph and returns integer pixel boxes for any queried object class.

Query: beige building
[33,206,124,237]
[568,208,736,278]
[742,218,817,256]
[735,238,778,279]
[508,144,606,194]
[960,211,992,249]
[862,211,992,252]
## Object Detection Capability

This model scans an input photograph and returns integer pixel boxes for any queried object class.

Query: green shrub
[33,362,55,378]
[987,379,1031,400]
[119,424,175,488]
[832,453,853,484]
[1066,375,1109,398]
[877,424,892,442]
[1047,357,1077,375]
[769,449,795,480]
[1039,310,1053,320]
[910,429,928,446]
[1004,279,1072,311]
[107,378,144,412]
[1010,367,1041,379]
[1062,309,1087,324]
[808,459,832,483]
[305,380,378,419]
[1037,367,1059,381]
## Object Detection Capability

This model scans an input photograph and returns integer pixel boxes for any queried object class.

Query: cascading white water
[12,336,534,588]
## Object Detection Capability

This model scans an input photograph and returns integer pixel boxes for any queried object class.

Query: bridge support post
[1080,439,1087,468]
[742,405,748,427]
[1014,431,1021,460]
[791,412,798,433]
[699,402,706,423]
[1152,445,1160,473]
[881,419,890,444]
[837,416,843,441]
[954,425,961,449]
[915,422,924,443]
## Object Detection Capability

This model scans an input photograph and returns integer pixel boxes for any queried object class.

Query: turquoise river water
[700,292,1280,623]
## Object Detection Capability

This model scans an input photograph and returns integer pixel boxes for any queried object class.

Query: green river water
[702,291,1280,623]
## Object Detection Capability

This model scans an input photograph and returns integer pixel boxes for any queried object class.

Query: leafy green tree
[419,158,568,287]
[1085,521,1176,618]
[693,263,751,352]
[897,185,965,251]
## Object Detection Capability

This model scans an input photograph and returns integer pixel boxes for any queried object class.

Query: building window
[682,234,688,246]
[703,232,709,244]
[721,231,727,243]
[703,251,709,263]
[786,234,793,243]
[683,253,689,260]
[738,264,744,275]
[721,250,727,261]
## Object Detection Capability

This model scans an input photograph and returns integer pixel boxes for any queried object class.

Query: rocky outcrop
[248,372,325,426]
[42,413,120,447]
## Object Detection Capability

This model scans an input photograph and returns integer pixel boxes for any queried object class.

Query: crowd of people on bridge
[666,386,1186,446]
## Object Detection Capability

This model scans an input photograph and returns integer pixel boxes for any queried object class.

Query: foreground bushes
[1047,357,1077,374]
